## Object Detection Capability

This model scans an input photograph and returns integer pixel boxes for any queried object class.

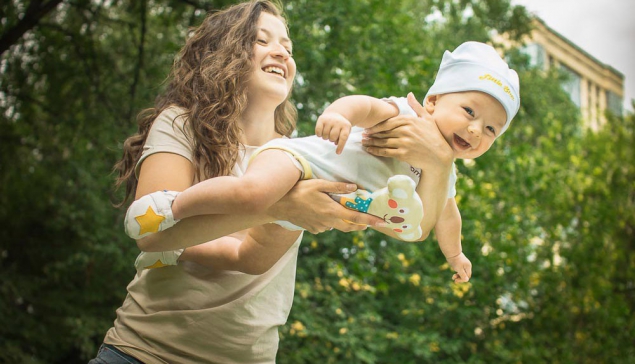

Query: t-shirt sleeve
[134,107,194,178]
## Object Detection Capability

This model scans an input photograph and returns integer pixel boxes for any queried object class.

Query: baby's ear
[424,95,438,113]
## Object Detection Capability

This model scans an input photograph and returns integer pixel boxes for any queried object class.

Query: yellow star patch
[144,260,169,269]
[135,206,165,235]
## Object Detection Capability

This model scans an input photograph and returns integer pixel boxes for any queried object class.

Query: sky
[511,0,635,113]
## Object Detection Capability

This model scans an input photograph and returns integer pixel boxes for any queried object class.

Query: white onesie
[256,97,457,195]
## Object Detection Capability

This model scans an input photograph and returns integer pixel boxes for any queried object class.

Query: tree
[1,1,215,362]
[1,0,632,362]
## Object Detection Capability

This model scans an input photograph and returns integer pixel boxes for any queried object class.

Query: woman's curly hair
[114,0,297,205]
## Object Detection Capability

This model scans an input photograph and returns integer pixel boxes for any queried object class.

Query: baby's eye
[463,107,474,116]
[398,207,410,215]
[487,125,497,135]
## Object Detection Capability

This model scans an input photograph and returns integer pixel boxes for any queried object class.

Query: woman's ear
[425,95,438,114]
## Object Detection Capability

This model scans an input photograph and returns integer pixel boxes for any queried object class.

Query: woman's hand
[267,179,386,234]
[362,92,454,171]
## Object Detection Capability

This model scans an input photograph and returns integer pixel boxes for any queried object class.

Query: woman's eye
[257,38,267,45]
[463,107,474,116]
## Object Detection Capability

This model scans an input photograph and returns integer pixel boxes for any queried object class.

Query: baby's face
[428,91,507,159]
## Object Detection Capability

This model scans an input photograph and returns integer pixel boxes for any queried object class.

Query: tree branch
[127,0,148,121]
[177,0,206,8]
[0,0,65,57]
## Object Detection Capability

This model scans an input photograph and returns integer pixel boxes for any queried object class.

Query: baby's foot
[135,249,184,273]
[125,190,180,239]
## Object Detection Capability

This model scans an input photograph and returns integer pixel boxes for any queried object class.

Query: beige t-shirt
[104,107,302,363]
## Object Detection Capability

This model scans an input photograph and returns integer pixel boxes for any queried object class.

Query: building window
[560,65,581,107]
[607,91,622,116]
[521,43,546,69]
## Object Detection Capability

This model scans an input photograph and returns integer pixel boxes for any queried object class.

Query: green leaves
[1,0,633,362]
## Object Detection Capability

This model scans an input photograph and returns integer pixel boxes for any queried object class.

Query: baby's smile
[454,134,471,149]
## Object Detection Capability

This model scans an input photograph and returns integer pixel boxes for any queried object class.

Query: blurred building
[521,18,624,130]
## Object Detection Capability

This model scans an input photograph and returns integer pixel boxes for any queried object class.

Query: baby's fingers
[452,270,470,283]
[318,124,333,140]
[315,122,324,138]
[335,129,350,154]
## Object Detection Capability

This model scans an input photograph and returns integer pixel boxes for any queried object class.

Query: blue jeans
[88,344,144,364]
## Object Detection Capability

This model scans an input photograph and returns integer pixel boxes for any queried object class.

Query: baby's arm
[316,96,399,154]
[434,198,472,283]
[179,224,302,275]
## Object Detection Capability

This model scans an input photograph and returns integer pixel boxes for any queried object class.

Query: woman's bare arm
[179,224,302,275]
[134,153,385,252]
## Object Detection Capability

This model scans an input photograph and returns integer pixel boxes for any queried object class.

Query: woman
[90,1,453,362]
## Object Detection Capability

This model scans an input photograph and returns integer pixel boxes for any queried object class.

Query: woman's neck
[238,105,281,146]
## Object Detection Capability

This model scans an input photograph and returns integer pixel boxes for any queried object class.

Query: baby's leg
[125,150,300,241]
[173,149,302,218]
[135,249,184,273]
[130,150,302,273]
[133,238,242,273]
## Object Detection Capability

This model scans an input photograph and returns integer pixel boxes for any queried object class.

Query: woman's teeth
[263,66,284,77]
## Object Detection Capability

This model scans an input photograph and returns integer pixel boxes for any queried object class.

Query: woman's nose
[271,43,290,59]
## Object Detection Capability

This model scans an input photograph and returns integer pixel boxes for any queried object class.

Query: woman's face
[247,12,296,105]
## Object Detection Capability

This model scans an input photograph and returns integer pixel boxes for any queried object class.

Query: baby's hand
[447,252,472,283]
[316,112,352,154]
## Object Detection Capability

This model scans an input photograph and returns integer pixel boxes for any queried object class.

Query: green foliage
[1,0,632,363]
[0,1,207,362]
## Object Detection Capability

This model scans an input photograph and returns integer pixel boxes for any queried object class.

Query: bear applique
[331,175,424,241]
